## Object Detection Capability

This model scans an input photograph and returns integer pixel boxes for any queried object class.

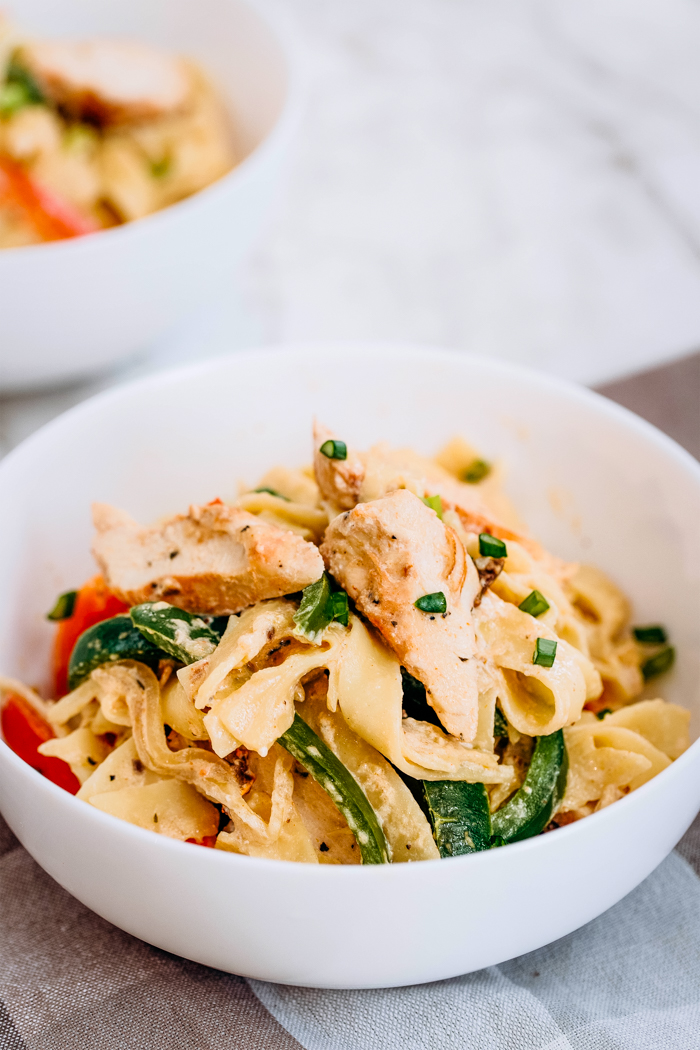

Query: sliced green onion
[0,81,29,116]
[633,625,667,645]
[415,592,447,614]
[253,486,291,501]
[47,590,77,621]
[330,590,349,627]
[494,706,508,738]
[421,494,443,519]
[463,459,491,484]
[479,533,507,559]
[641,646,675,680]
[533,638,557,668]
[518,590,550,618]
[595,708,612,720]
[6,58,45,104]
[319,439,347,460]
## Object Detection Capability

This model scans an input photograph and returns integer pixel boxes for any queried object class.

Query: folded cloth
[252,818,700,1049]
[0,811,698,1049]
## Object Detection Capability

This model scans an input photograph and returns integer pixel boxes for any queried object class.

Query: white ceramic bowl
[0,0,299,392]
[0,344,699,989]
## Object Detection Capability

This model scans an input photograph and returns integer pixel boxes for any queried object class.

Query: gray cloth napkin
[251,822,700,1049]
[0,813,699,1049]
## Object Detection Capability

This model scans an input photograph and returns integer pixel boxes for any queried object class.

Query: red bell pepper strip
[186,836,217,848]
[1,693,80,794]
[52,575,129,697]
[0,155,99,242]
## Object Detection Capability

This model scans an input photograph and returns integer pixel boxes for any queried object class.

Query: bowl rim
[1,340,699,878]
[0,0,304,260]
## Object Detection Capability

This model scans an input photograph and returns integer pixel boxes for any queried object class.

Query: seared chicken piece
[321,489,481,743]
[19,40,190,125]
[92,500,323,616]
[314,423,564,571]
[313,421,365,513]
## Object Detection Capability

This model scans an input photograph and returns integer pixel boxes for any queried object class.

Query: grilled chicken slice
[19,39,190,125]
[321,489,482,743]
[313,423,565,571]
[313,421,365,513]
[314,423,508,532]
[92,501,324,616]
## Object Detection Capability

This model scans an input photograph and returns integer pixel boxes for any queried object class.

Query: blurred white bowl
[0,345,699,988]
[0,0,300,392]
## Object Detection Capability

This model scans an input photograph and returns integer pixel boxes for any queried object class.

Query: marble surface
[249,0,700,384]
[3,0,700,449]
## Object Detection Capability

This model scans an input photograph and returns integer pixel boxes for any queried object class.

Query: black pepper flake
[109,774,115,781]
[153,814,158,823]
[319,842,330,852]
[87,757,96,765]
[169,550,179,559]
[240,525,250,533]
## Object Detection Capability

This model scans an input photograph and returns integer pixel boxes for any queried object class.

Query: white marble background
[251,0,700,384]
[3,0,700,452]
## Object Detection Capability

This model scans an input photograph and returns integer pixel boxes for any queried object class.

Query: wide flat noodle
[208,645,340,757]
[217,745,318,862]
[303,683,439,862]
[178,599,296,709]
[332,615,512,783]
[603,699,690,759]
[566,565,643,704]
[91,779,219,841]
[184,598,348,757]
[474,591,601,737]
[237,491,328,543]
[562,716,672,811]
[77,736,159,799]
[38,725,111,784]
[94,661,293,844]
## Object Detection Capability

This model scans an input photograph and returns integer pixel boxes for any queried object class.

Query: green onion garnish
[494,706,508,738]
[633,625,667,645]
[253,486,291,501]
[47,590,77,622]
[595,708,612,720]
[415,592,447,614]
[479,533,507,559]
[293,573,350,641]
[641,646,675,681]
[0,58,45,116]
[463,459,491,484]
[421,494,443,519]
[0,81,28,116]
[518,590,550,618]
[533,638,557,667]
[319,439,347,460]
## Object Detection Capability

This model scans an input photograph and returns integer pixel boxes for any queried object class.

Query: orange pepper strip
[1,693,80,794]
[52,575,129,697]
[0,156,99,241]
